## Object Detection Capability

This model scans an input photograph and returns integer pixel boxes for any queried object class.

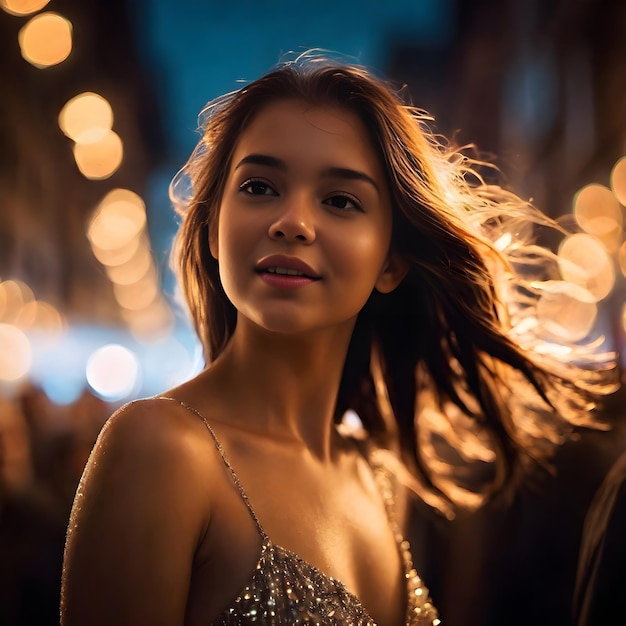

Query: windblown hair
[171,52,617,512]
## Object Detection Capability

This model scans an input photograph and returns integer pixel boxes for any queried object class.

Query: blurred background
[0,0,625,624]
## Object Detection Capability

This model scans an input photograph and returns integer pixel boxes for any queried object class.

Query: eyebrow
[234,153,381,193]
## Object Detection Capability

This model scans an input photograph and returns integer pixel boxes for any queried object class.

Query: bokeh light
[90,233,143,267]
[611,156,626,207]
[536,293,597,342]
[558,233,615,302]
[0,279,35,324]
[113,273,159,311]
[124,306,175,343]
[105,245,153,285]
[86,344,139,401]
[84,187,172,342]
[573,183,623,252]
[0,323,32,381]
[619,241,626,278]
[59,92,114,143]
[73,129,123,179]
[87,189,146,251]
[0,279,65,336]
[0,0,50,15]
[18,12,72,68]
[16,300,64,333]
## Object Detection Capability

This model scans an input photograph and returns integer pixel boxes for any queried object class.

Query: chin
[255,317,316,336]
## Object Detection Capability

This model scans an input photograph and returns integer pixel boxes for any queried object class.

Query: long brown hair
[171,52,617,509]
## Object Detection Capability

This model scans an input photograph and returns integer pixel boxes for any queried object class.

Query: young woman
[61,53,616,625]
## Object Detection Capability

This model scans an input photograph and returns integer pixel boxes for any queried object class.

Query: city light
[59,92,114,143]
[0,324,32,382]
[86,344,140,401]
[18,11,72,68]
[73,129,124,179]
[0,0,50,16]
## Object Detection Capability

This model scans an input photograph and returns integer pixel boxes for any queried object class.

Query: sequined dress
[168,398,440,626]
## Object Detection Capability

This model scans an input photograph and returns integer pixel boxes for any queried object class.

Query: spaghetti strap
[156,396,267,540]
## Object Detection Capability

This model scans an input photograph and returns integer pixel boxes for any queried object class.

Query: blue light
[40,375,85,406]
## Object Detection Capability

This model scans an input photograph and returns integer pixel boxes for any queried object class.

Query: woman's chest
[185,461,409,626]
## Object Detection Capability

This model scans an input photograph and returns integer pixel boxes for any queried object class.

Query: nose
[268,194,316,243]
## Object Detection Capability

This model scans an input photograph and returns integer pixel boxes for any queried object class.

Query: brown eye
[323,194,362,212]
[240,180,277,196]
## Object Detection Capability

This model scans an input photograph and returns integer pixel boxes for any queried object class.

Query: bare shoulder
[95,395,209,460]
[69,395,219,539]
[76,397,215,509]
[61,396,218,626]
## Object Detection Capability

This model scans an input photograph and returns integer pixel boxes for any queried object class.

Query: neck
[205,318,356,460]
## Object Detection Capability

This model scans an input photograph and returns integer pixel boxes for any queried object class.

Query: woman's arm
[61,399,212,626]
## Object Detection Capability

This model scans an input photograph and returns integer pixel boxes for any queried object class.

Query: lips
[255,255,321,279]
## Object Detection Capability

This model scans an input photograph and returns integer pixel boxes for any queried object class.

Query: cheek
[217,210,255,263]
[336,227,391,278]
[214,211,257,294]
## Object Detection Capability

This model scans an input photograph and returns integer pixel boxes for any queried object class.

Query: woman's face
[212,99,403,337]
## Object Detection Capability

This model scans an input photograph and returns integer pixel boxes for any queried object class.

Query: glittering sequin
[160,397,440,625]
[216,538,376,625]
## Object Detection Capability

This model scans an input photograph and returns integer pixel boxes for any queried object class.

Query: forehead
[230,99,384,174]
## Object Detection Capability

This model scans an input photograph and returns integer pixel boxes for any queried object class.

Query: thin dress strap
[156,396,267,540]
